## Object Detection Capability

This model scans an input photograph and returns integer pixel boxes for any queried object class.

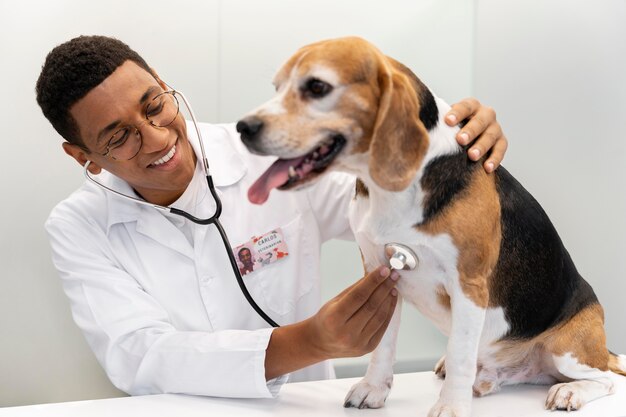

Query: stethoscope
[83,90,422,329]
[83,90,280,328]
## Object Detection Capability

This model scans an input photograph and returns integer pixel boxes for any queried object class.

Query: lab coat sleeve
[303,171,356,242]
[45,214,287,398]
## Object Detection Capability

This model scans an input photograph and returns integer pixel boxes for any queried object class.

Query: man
[238,247,255,275]
[36,36,508,398]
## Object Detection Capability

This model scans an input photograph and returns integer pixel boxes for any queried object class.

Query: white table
[2,372,625,417]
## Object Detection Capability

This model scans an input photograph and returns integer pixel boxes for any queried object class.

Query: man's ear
[62,142,102,175]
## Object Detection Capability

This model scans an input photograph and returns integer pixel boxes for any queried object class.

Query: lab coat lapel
[103,173,195,259]
[135,206,195,260]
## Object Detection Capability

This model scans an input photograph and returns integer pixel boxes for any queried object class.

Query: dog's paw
[344,378,392,409]
[472,379,499,397]
[427,401,471,417]
[434,355,446,379]
[545,383,584,411]
[472,367,500,397]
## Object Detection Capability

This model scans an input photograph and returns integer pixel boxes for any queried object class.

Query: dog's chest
[349,194,459,332]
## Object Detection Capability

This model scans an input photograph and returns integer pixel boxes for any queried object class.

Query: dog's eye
[302,78,333,98]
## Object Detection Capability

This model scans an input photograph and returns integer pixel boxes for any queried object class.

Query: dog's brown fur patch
[545,303,609,371]
[436,285,451,310]
[418,169,501,308]
[609,354,626,376]
[493,303,610,374]
[355,179,369,198]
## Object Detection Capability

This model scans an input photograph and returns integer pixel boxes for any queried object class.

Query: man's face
[239,249,252,265]
[68,60,196,205]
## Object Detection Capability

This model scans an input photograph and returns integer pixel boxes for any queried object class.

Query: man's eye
[302,78,333,98]
[146,102,164,117]
[109,129,129,148]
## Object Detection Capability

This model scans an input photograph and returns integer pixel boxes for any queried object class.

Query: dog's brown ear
[368,57,429,191]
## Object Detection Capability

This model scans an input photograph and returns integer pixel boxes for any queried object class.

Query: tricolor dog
[236,37,626,416]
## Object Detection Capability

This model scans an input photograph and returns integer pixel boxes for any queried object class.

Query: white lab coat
[46,122,355,398]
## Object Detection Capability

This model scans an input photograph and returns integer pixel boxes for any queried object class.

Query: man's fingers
[467,123,503,161]
[365,293,398,350]
[334,266,392,319]
[456,106,496,146]
[483,133,508,173]
[445,97,480,126]
[348,270,398,330]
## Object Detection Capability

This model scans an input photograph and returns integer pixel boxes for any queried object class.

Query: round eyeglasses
[100,90,180,160]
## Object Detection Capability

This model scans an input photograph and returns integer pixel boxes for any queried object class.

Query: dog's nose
[236,117,264,141]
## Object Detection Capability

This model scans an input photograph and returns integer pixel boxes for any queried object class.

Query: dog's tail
[608,351,626,377]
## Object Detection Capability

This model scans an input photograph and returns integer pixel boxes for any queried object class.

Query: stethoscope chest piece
[384,243,419,270]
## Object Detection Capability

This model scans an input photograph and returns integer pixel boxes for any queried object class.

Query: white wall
[1,0,623,408]
[0,0,472,406]
[474,0,626,352]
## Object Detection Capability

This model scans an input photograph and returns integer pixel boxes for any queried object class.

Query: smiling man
[36,35,508,398]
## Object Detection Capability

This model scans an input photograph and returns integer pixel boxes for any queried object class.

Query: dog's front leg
[344,298,403,409]
[429,286,486,417]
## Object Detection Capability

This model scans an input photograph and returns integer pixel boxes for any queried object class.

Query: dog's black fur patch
[418,149,479,224]
[389,58,439,131]
[491,168,598,340]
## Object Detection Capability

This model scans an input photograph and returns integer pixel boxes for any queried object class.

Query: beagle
[237,37,626,416]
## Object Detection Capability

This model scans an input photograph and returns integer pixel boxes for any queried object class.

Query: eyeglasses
[99,90,180,160]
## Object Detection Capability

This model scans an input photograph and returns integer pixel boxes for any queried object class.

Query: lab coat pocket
[243,214,314,316]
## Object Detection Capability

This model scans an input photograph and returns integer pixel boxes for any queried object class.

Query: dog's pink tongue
[248,156,305,205]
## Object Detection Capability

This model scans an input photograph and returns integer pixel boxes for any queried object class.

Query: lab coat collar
[102,121,246,233]
[186,121,247,187]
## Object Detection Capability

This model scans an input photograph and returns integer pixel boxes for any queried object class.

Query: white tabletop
[2,372,626,417]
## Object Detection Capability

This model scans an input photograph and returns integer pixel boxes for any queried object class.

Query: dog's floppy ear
[368,56,430,191]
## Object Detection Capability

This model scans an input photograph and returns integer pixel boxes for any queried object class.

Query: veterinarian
[36,36,508,398]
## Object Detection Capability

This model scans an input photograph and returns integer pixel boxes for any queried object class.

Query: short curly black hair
[35,35,155,149]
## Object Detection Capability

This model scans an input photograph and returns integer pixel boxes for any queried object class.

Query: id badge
[233,228,289,276]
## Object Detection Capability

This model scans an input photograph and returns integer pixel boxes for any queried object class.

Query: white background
[0,0,624,407]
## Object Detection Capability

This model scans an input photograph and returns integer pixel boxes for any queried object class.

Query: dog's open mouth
[248,135,346,204]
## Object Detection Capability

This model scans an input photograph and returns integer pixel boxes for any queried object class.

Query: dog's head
[238,37,433,204]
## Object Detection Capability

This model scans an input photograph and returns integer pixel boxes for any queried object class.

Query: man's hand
[308,266,399,359]
[446,98,508,173]
[264,266,399,380]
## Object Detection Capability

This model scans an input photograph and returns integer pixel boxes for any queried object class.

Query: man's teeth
[152,146,176,166]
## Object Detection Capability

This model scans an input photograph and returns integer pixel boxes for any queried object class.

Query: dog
[236,36,626,416]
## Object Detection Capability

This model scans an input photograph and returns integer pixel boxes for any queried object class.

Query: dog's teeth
[288,166,297,178]
[312,151,319,159]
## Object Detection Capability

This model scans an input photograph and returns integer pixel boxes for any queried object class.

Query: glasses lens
[107,128,142,160]
[146,91,179,127]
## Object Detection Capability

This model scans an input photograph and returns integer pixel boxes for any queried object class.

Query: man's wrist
[264,319,330,380]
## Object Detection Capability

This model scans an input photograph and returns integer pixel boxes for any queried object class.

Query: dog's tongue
[248,156,306,204]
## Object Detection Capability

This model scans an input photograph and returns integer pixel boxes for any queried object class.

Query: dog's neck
[354,95,462,225]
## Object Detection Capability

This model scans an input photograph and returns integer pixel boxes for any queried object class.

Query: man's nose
[139,122,170,153]
[236,116,264,142]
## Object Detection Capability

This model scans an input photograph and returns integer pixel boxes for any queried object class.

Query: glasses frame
[99,90,180,161]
